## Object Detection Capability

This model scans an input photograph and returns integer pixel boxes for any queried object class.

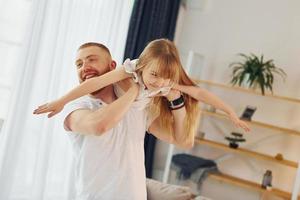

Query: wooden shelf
[194,138,298,168]
[190,79,300,198]
[202,110,300,137]
[195,79,300,104]
[208,173,297,200]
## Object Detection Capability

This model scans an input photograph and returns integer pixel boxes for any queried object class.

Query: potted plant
[229,53,286,95]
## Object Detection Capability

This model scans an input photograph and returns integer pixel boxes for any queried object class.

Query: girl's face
[141,62,162,90]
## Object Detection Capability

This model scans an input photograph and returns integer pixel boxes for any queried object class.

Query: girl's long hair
[136,39,200,141]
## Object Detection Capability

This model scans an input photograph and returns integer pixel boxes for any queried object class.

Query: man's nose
[82,62,92,72]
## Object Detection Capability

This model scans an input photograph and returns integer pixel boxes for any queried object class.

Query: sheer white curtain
[0,0,133,199]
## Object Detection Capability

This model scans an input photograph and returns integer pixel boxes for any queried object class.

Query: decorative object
[262,170,273,189]
[275,153,284,161]
[225,132,246,149]
[229,53,286,95]
[197,131,205,139]
[240,106,257,121]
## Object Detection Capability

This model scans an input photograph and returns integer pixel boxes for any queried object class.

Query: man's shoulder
[62,96,95,132]
[61,96,93,121]
[66,96,93,110]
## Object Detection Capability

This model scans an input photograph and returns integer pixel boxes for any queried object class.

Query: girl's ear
[110,60,117,70]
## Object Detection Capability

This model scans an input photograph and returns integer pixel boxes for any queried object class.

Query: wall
[153,0,300,199]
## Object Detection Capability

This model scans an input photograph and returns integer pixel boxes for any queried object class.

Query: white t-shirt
[62,94,149,200]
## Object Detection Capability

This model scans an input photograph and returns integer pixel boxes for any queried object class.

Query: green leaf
[229,53,287,94]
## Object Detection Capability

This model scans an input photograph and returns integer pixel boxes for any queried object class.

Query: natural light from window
[0,0,33,125]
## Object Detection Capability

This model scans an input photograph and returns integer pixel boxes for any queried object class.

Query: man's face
[75,46,115,83]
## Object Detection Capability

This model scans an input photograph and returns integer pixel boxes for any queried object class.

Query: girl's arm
[174,84,234,114]
[148,89,193,149]
[174,83,250,132]
[61,67,130,103]
[34,66,131,117]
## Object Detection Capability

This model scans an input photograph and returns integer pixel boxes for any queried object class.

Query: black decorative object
[240,106,257,121]
[225,132,246,149]
[197,131,205,139]
[262,170,273,189]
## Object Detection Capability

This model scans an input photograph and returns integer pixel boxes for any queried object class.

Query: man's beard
[81,68,111,96]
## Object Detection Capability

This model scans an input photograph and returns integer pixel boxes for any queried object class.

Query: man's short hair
[78,42,111,57]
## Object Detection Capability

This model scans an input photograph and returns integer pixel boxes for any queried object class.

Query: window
[0,0,33,122]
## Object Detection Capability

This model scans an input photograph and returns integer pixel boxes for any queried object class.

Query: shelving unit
[163,79,300,200]
[195,138,298,168]
[195,79,300,104]
[202,110,300,137]
[208,173,296,200]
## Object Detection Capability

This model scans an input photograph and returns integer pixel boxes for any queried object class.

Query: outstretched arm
[34,66,131,117]
[65,79,140,135]
[60,67,130,103]
[174,83,250,132]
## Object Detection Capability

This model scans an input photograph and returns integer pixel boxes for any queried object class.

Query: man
[62,42,194,200]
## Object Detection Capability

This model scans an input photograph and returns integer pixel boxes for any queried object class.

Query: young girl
[34,39,249,145]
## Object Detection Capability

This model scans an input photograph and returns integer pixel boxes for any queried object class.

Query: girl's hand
[165,88,181,101]
[228,112,251,132]
[148,77,179,98]
[33,99,65,118]
[148,77,171,88]
[153,79,181,101]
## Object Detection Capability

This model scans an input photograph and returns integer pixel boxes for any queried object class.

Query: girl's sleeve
[123,58,139,83]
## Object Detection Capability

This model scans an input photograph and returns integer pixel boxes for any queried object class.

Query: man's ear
[110,60,117,70]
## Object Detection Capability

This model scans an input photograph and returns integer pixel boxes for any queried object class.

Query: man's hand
[33,99,65,118]
[120,77,140,99]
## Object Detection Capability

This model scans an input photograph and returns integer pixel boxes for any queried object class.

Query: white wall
[153,0,300,199]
